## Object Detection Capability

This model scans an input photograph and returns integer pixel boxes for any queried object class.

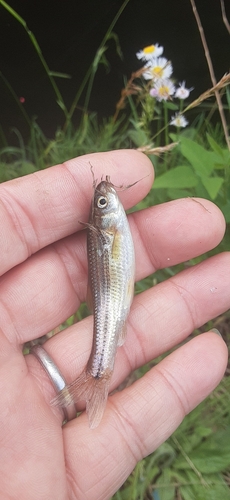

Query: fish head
[91,179,122,223]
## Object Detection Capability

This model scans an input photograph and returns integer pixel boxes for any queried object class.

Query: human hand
[0,150,228,499]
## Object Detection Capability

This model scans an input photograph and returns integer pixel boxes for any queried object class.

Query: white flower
[170,113,188,127]
[175,81,193,99]
[151,79,175,101]
[143,57,173,81]
[136,43,164,61]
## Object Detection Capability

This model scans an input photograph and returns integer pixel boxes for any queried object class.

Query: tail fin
[51,370,111,429]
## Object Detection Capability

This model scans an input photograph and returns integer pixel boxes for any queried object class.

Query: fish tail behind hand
[51,370,112,429]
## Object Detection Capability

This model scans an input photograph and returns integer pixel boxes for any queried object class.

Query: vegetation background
[0,0,230,498]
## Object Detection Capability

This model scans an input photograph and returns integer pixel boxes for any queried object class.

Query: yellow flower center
[153,66,163,78]
[143,45,155,54]
[159,86,169,96]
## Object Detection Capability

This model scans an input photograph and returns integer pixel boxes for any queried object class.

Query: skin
[0,149,228,500]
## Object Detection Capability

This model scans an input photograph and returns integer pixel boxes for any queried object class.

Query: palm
[0,150,228,500]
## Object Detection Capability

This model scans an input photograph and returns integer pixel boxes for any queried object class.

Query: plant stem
[164,102,169,145]
[220,0,230,34]
[190,0,230,150]
[0,0,68,120]
[0,71,31,127]
[172,436,209,487]
[66,0,130,127]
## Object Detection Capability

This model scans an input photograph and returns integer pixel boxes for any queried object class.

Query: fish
[52,173,135,428]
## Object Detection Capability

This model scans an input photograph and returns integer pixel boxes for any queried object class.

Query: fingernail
[211,328,222,338]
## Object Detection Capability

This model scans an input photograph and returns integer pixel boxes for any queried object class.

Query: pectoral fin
[111,229,121,260]
[79,220,102,235]
[117,322,127,346]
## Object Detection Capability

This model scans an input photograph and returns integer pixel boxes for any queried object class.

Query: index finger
[0,150,153,275]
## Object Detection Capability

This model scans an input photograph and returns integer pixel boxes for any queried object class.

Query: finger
[131,196,225,274]
[63,332,228,499]
[26,252,230,404]
[0,150,153,276]
[1,198,225,344]
[0,343,67,498]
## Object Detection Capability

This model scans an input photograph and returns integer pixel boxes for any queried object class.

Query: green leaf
[128,129,149,147]
[194,426,212,438]
[167,188,192,199]
[205,135,230,168]
[213,162,228,170]
[19,161,37,175]
[191,452,230,474]
[201,176,223,199]
[169,128,197,143]
[175,429,230,474]
[108,32,123,59]
[164,101,179,110]
[56,99,68,112]
[206,133,224,158]
[221,201,230,223]
[169,133,178,142]
[180,137,216,176]
[205,479,230,500]
[190,431,230,474]
[226,85,230,109]
[155,468,175,500]
[153,166,198,189]
[180,470,230,500]
[48,71,71,79]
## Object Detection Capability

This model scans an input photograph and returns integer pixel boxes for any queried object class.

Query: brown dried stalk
[113,67,145,122]
[137,142,179,156]
[220,0,230,34]
[183,73,230,111]
[190,0,230,149]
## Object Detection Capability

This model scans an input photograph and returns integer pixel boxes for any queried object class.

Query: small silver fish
[52,175,135,428]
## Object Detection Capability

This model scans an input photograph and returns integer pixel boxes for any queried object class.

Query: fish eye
[97,196,108,208]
